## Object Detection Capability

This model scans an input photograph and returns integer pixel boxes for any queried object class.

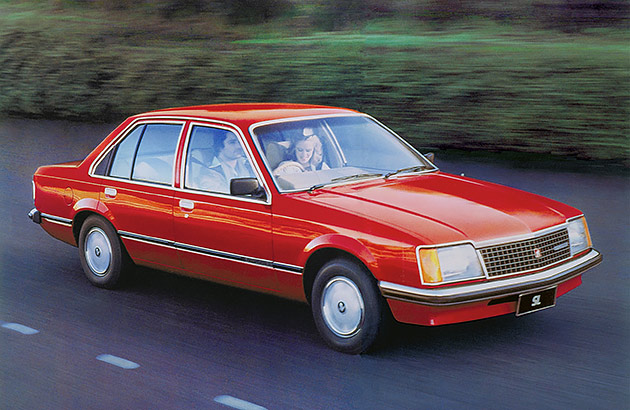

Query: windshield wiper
[332,172,384,183]
[308,172,384,192]
[384,165,428,179]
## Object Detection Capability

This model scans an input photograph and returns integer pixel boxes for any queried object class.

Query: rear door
[95,121,185,269]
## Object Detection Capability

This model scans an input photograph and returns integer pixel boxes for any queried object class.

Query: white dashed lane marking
[96,354,140,370]
[2,320,270,408]
[1,322,39,335]
[214,395,268,410]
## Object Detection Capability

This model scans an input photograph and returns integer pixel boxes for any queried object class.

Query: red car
[29,103,602,353]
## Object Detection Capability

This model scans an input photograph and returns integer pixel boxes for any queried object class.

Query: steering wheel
[274,161,306,175]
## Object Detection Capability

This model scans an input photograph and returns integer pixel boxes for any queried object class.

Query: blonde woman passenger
[274,134,314,174]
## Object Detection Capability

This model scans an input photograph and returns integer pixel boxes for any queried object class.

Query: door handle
[104,187,117,198]
[179,199,194,211]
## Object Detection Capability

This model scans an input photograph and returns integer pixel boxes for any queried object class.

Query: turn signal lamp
[419,249,442,284]
[567,216,592,256]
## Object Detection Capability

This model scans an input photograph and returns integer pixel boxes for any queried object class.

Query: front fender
[301,234,379,274]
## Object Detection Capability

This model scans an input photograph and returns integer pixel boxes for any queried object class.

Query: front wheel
[78,215,130,289]
[311,259,388,354]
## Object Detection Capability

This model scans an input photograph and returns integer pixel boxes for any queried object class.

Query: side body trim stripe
[118,231,303,275]
[119,230,174,247]
[41,213,73,227]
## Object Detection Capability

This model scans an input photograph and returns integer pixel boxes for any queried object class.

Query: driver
[274,129,328,175]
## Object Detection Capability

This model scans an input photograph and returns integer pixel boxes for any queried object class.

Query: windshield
[251,115,435,192]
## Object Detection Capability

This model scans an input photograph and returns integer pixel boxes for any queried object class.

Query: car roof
[136,103,360,126]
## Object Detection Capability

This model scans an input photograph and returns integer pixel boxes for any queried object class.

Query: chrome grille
[479,228,571,277]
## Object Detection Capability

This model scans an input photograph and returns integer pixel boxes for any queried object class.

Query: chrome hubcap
[321,277,364,338]
[85,227,112,276]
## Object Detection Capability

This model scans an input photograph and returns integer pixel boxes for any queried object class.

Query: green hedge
[0,9,628,164]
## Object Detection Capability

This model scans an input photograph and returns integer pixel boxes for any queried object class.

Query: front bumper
[379,249,602,306]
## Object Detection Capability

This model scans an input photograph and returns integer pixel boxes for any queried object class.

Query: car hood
[311,172,579,244]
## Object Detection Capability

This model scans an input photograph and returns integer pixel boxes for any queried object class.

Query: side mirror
[230,177,266,200]
[424,152,435,163]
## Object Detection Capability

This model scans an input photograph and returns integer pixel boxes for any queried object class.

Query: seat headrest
[264,141,288,169]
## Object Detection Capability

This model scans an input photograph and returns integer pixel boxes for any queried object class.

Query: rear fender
[72,198,116,240]
[73,198,113,221]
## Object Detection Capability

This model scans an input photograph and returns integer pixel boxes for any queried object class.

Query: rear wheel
[78,215,130,289]
[311,259,388,354]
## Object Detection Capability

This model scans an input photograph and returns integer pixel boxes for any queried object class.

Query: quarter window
[109,125,144,179]
[93,149,114,176]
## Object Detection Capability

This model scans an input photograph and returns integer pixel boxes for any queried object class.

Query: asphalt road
[1,119,628,409]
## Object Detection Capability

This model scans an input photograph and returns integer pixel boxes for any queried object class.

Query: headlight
[418,243,485,285]
[567,216,592,256]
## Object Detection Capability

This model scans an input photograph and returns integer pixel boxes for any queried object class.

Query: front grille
[479,228,571,277]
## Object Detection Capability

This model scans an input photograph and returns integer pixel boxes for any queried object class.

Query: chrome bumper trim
[379,249,602,306]
[28,208,41,224]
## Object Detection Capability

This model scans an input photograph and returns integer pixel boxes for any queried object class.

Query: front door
[173,124,275,292]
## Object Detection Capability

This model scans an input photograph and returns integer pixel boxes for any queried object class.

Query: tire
[78,215,130,289]
[311,259,388,354]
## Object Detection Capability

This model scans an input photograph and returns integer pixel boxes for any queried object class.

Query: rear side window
[105,123,182,185]
[132,124,181,185]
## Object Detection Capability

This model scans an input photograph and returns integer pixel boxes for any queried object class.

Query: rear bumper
[28,208,76,246]
[379,249,602,307]
[28,208,41,224]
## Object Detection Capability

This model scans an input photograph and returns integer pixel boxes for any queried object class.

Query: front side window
[252,116,434,192]
[184,125,255,195]
[104,123,182,185]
